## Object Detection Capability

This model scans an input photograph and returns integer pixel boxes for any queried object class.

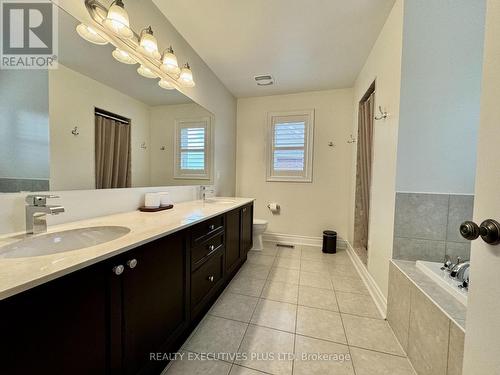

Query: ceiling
[154,0,396,97]
[59,8,192,106]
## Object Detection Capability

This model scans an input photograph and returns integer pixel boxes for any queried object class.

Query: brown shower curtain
[353,92,375,264]
[95,114,131,189]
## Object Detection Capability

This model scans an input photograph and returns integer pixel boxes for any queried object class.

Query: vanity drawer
[191,248,224,313]
[190,215,224,246]
[192,233,224,266]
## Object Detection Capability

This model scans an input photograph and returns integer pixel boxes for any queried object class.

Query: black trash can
[322,230,337,254]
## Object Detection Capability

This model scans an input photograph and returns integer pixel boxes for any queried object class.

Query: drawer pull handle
[208,244,215,251]
[113,265,124,276]
[127,259,138,269]
[208,275,214,282]
[209,224,216,231]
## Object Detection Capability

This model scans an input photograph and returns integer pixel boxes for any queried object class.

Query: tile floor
[163,242,416,375]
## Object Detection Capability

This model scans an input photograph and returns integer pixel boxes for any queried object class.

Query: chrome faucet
[452,261,470,281]
[200,185,208,202]
[441,255,471,286]
[25,195,65,235]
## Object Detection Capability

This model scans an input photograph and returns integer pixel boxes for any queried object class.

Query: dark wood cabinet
[0,262,108,375]
[225,208,242,275]
[191,247,224,317]
[0,202,253,375]
[119,233,188,375]
[241,204,254,256]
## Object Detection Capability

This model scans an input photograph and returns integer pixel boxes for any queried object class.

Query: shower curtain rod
[95,108,130,124]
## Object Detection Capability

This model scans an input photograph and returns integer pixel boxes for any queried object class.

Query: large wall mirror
[0,8,214,193]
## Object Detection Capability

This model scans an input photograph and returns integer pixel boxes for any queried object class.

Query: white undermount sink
[0,226,131,259]
[205,198,237,204]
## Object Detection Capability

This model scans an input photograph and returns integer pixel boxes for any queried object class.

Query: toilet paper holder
[267,203,281,213]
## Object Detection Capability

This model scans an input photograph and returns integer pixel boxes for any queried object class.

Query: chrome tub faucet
[25,195,65,235]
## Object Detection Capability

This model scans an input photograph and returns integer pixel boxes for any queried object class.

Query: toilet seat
[254,219,268,225]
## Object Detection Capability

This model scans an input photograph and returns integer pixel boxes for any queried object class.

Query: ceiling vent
[254,75,274,86]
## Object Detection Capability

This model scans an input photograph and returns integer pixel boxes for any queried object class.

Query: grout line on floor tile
[233,363,275,375]
[291,248,303,375]
[339,311,387,322]
[330,279,358,375]
[347,343,409,359]
[234,255,275,363]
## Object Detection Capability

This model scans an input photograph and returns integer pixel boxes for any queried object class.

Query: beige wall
[349,0,404,297]
[236,89,354,239]
[49,64,151,190]
[55,0,237,196]
[150,103,214,186]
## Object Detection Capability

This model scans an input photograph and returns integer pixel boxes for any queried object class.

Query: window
[174,117,211,179]
[267,110,314,182]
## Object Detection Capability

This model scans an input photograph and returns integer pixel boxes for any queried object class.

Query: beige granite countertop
[0,197,254,301]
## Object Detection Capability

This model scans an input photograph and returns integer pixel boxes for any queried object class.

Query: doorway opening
[353,83,375,265]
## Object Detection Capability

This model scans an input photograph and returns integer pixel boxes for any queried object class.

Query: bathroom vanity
[0,199,253,375]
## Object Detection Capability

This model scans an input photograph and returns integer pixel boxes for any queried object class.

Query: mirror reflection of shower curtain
[95,114,131,189]
[353,91,374,264]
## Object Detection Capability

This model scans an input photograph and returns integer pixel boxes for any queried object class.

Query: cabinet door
[225,208,241,274]
[0,264,108,375]
[241,204,254,255]
[121,233,188,375]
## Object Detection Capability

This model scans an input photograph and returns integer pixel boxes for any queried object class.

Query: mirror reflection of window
[174,117,211,180]
[94,108,131,189]
[0,70,49,193]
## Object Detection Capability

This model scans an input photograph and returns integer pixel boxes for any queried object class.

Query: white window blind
[267,110,314,182]
[180,127,205,170]
[175,117,211,179]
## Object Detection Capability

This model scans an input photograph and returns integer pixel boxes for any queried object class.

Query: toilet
[251,219,268,251]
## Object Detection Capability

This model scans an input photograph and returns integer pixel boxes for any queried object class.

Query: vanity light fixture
[103,0,133,39]
[112,48,137,64]
[78,0,195,91]
[179,63,195,88]
[158,79,176,90]
[160,46,181,78]
[137,65,157,79]
[76,24,108,45]
[138,26,161,59]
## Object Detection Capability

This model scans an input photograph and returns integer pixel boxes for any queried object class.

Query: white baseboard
[345,241,387,318]
[263,232,347,249]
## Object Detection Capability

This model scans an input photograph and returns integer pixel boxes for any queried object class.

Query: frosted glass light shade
[112,48,136,64]
[178,63,195,87]
[137,65,157,79]
[138,27,161,59]
[160,47,180,77]
[76,24,108,45]
[158,79,176,90]
[103,1,133,39]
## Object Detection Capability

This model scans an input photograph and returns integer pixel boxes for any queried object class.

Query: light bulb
[160,47,180,78]
[103,0,133,39]
[76,24,108,45]
[137,65,157,79]
[112,48,136,64]
[158,79,176,90]
[138,26,161,59]
[178,63,195,87]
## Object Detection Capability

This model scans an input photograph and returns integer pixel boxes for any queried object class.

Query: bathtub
[416,260,468,306]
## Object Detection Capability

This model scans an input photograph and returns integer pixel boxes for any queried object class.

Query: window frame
[266,109,315,183]
[174,116,212,180]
